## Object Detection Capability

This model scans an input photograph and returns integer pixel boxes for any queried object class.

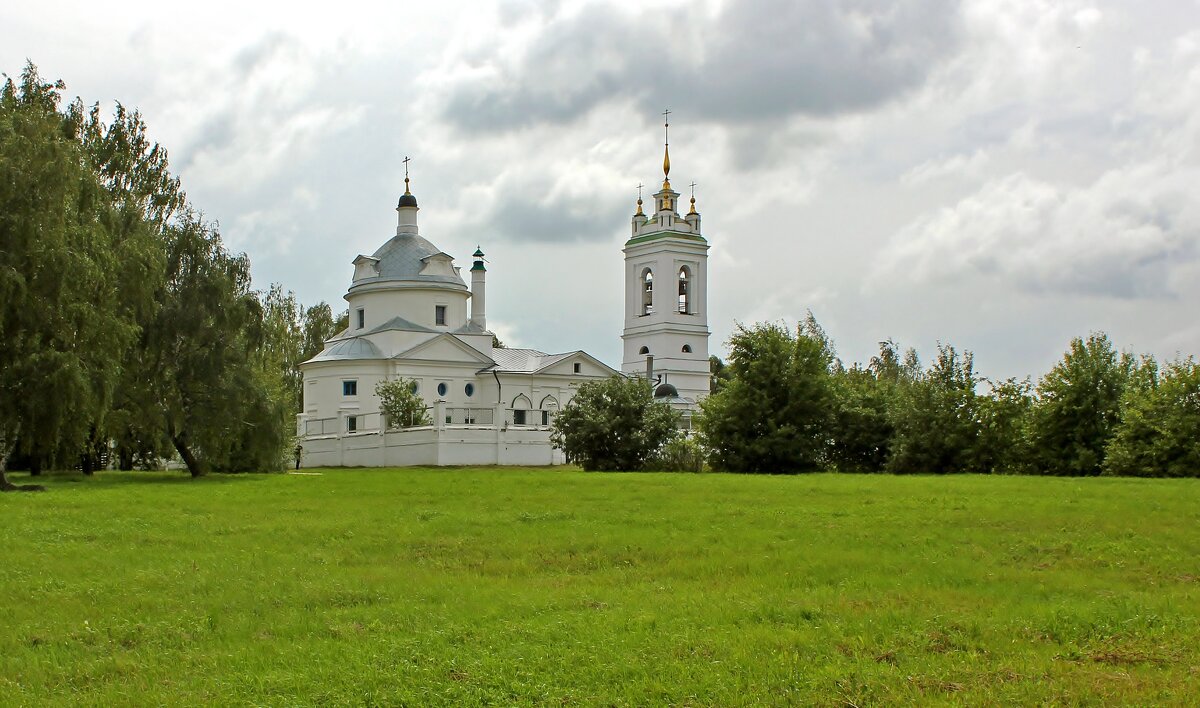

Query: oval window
[465,383,475,397]
[437,382,448,397]
[409,381,419,394]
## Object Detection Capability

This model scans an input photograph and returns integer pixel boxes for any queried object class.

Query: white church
[297,136,711,467]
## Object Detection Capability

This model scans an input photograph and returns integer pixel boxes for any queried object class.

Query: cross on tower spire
[662,108,672,188]
[402,156,412,194]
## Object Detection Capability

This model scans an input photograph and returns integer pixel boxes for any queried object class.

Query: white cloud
[901,149,990,186]
[875,161,1200,299]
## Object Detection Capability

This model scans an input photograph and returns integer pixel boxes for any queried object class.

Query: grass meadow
[1,468,1198,705]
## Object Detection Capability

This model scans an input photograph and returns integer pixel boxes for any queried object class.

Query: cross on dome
[398,155,418,208]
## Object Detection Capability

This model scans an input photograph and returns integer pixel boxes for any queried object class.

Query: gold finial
[403,156,412,194]
[662,108,672,189]
[688,181,697,215]
[636,182,645,216]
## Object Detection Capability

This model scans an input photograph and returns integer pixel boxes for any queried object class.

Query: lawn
[1,468,1198,705]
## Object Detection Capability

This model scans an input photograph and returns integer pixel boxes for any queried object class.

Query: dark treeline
[0,64,341,488]
[699,316,1200,477]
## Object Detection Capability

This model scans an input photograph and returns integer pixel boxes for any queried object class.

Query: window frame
[342,380,358,396]
[435,305,447,326]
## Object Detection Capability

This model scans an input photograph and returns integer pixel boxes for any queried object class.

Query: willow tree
[0,65,145,489]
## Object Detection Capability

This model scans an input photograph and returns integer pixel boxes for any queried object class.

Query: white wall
[300,426,566,467]
[346,285,470,333]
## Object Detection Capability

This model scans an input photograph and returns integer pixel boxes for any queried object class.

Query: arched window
[642,269,654,315]
[511,394,532,426]
[678,266,691,314]
[681,344,692,353]
[540,396,559,427]
[639,346,650,355]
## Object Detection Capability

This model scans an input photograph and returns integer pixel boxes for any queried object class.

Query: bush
[643,436,705,472]
[551,375,679,471]
[376,377,431,429]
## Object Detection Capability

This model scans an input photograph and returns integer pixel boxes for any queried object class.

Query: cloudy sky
[4,0,1199,380]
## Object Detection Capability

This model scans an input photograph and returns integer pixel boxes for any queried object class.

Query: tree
[886,343,981,474]
[709,355,732,395]
[0,64,146,490]
[974,377,1035,474]
[122,215,288,476]
[376,378,431,428]
[551,375,679,471]
[1029,333,1131,476]
[1104,357,1200,477]
[260,285,305,413]
[827,363,894,473]
[697,316,834,473]
[302,302,339,363]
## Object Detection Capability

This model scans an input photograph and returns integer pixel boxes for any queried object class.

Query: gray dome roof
[654,382,679,398]
[308,337,384,363]
[354,234,467,289]
[397,192,418,208]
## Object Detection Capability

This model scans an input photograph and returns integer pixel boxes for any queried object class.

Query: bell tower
[621,111,711,403]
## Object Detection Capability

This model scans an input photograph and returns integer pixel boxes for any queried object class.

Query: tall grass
[2,469,1197,704]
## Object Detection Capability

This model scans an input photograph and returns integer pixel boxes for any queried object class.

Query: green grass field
[1,468,1198,705]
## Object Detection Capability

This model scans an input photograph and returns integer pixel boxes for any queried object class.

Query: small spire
[636,182,644,216]
[688,181,697,215]
[403,156,412,194]
[662,108,672,189]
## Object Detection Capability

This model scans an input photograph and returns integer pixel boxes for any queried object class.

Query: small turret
[470,246,486,329]
[632,183,648,235]
[685,181,700,230]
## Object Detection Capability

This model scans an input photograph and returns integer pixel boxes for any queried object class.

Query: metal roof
[351,233,467,289]
[307,337,385,363]
[364,315,435,334]
[488,348,577,373]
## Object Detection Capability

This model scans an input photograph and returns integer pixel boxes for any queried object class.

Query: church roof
[487,349,586,374]
[364,315,435,334]
[306,336,385,363]
[453,320,489,335]
[352,233,467,289]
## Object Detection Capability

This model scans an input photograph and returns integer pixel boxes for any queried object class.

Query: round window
[437,382,447,397]
[465,383,475,397]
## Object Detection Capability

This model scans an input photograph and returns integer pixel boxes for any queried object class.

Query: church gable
[394,333,494,365]
[536,351,617,377]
